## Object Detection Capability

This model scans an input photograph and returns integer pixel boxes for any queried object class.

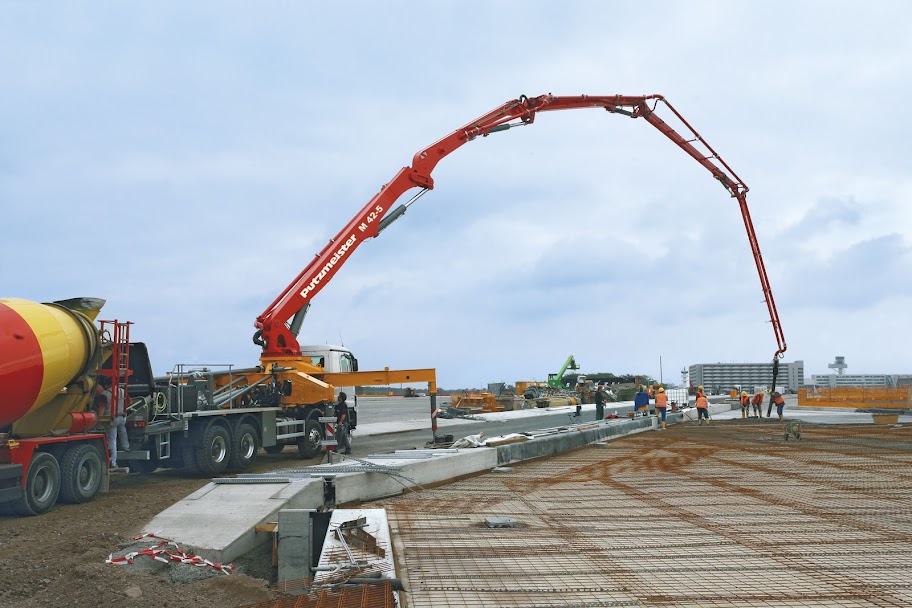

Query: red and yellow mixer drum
[0,297,104,436]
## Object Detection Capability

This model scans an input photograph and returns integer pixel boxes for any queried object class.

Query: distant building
[809,356,912,387]
[809,374,912,388]
[689,361,804,392]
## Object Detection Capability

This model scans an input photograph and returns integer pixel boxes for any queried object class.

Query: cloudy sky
[2,1,910,389]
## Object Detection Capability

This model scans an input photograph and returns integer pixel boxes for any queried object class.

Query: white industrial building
[688,360,804,393]
[808,356,912,387]
[809,374,893,387]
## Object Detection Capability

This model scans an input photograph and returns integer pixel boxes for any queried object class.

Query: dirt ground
[0,452,318,608]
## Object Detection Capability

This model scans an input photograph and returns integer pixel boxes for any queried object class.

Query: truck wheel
[296,419,323,459]
[58,444,103,504]
[195,424,231,476]
[228,423,259,470]
[264,444,285,455]
[14,452,61,516]
[176,440,199,474]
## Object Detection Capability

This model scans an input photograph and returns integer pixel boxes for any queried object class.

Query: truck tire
[297,418,323,459]
[58,444,103,504]
[14,452,61,516]
[195,423,231,476]
[228,423,259,471]
[177,439,199,474]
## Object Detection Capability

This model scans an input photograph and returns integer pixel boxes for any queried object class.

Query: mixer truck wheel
[297,419,323,459]
[58,444,103,504]
[228,423,259,470]
[195,424,231,476]
[14,452,61,516]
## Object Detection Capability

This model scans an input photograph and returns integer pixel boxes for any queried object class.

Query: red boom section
[257,94,786,360]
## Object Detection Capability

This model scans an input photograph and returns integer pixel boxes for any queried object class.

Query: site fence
[798,386,911,408]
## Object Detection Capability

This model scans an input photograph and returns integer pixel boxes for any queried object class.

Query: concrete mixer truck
[0,297,113,516]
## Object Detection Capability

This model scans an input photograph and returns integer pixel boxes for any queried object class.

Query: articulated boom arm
[256,94,786,361]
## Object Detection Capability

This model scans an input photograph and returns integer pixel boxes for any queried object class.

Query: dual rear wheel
[15,443,104,516]
[187,420,260,476]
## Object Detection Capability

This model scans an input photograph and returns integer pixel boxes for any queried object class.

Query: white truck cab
[299,344,358,425]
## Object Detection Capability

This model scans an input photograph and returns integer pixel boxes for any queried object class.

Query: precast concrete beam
[278,509,315,584]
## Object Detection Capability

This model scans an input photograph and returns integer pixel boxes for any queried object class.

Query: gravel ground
[0,452,317,608]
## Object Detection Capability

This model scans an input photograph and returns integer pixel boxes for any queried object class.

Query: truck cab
[299,344,358,428]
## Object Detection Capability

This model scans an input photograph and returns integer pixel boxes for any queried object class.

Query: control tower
[828,356,847,375]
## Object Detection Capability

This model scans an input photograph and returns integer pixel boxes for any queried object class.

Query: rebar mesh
[375,422,912,607]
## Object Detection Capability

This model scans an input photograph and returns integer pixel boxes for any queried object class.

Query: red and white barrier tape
[105,532,234,575]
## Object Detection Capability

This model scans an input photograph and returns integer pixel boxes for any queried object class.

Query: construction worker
[695,392,710,425]
[334,392,353,455]
[97,380,130,470]
[772,391,786,420]
[751,390,765,418]
[654,386,668,430]
[695,385,711,422]
[634,385,650,417]
[594,385,606,421]
[740,391,750,418]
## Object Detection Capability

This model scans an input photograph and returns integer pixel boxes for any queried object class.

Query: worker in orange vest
[751,390,764,418]
[654,386,668,431]
[772,391,786,420]
[739,391,750,419]
[695,392,710,425]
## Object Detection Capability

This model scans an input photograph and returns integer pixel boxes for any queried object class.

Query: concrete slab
[146,478,324,563]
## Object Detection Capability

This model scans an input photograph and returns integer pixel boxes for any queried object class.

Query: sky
[2,1,910,389]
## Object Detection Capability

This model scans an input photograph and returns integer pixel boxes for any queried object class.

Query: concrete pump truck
[1,93,787,515]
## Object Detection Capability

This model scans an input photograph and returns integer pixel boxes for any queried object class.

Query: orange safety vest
[751,393,764,405]
[696,395,708,409]
[740,394,750,407]
[655,393,668,408]
[773,393,785,405]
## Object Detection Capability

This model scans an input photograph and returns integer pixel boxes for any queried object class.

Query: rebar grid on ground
[377,423,912,607]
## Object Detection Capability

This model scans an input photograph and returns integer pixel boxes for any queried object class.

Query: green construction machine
[547,355,580,389]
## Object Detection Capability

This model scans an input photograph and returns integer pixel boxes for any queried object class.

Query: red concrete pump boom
[255,93,787,363]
